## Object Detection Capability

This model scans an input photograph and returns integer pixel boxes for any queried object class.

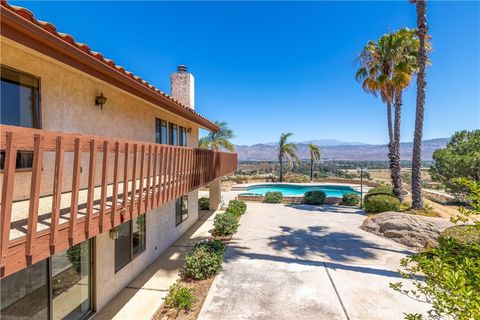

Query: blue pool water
[242,184,360,197]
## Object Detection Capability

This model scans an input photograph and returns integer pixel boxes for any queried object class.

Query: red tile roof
[0,0,218,131]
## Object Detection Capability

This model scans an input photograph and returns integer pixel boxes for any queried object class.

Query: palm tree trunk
[412,0,428,209]
[391,91,403,201]
[279,153,284,182]
[310,158,314,181]
[387,101,393,145]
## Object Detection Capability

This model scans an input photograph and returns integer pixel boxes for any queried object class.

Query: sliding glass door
[0,240,92,320]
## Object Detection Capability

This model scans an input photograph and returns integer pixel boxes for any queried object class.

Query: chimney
[170,65,195,110]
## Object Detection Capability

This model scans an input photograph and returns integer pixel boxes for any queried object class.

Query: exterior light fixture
[187,127,192,133]
[95,93,107,110]
[109,228,119,240]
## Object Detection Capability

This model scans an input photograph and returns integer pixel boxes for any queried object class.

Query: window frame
[155,118,168,144]
[179,126,187,147]
[114,216,147,273]
[0,65,41,172]
[168,122,178,146]
[175,195,189,226]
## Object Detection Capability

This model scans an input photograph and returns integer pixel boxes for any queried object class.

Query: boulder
[361,211,453,249]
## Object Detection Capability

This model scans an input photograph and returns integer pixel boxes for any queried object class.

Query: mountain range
[235,138,449,161]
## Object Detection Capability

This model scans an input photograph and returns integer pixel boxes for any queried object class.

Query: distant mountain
[234,138,449,161]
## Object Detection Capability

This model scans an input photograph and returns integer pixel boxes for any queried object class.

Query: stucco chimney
[170,65,195,110]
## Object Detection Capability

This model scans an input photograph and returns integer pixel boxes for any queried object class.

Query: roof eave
[0,6,220,132]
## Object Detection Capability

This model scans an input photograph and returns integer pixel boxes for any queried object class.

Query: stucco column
[209,178,222,211]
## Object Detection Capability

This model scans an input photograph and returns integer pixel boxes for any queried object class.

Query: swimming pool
[241,184,360,197]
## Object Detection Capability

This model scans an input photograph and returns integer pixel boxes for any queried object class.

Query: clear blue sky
[13,1,479,145]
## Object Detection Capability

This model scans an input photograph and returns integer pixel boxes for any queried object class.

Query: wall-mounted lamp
[187,127,192,133]
[95,93,107,110]
[109,228,119,240]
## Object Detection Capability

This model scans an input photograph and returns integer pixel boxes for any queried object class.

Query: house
[0,2,237,319]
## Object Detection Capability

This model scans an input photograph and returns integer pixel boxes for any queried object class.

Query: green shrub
[228,200,247,215]
[342,193,360,206]
[198,197,210,210]
[391,228,480,319]
[213,212,239,236]
[364,194,400,213]
[264,191,283,203]
[183,241,225,280]
[303,191,327,205]
[367,185,393,195]
[193,239,225,256]
[439,225,480,249]
[165,283,196,311]
[284,174,311,183]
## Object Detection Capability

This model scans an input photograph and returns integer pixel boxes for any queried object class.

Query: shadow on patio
[224,224,413,279]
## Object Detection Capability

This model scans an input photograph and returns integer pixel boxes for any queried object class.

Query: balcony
[0,125,237,278]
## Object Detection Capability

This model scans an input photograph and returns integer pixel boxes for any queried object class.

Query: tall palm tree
[308,144,321,181]
[410,0,429,209]
[390,28,422,201]
[278,133,299,182]
[356,30,417,200]
[199,121,235,152]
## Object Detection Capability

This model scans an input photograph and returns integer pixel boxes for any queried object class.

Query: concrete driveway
[198,201,430,320]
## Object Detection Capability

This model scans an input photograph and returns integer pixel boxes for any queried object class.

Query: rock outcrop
[361,211,453,249]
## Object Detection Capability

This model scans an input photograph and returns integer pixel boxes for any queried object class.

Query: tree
[430,130,480,196]
[356,29,420,200]
[411,0,429,209]
[199,121,235,152]
[308,144,321,181]
[278,133,299,182]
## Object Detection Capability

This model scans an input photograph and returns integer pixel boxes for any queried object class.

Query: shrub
[228,200,247,215]
[303,190,327,205]
[165,283,196,311]
[213,212,239,236]
[391,228,480,319]
[439,225,480,249]
[183,241,225,280]
[264,191,283,203]
[198,197,209,210]
[284,174,311,183]
[342,193,360,206]
[367,185,393,195]
[193,239,225,256]
[364,194,400,213]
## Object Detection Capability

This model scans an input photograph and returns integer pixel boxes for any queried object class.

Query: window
[168,123,178,146]
[1,66,40,170]
[179,126,187,147]
[175,195,189,226]
[114,216,146,272]
[155,118,167,144]
[0,240,92,320]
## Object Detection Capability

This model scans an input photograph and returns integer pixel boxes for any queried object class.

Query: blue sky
[14,1,479,145]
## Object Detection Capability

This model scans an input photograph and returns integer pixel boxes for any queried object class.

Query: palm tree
[198,121,235,152]
[308,144,321,181]
[356,31,414,200]
[278,133,299,182]
[390,28,423,201]
[410,0,428,209]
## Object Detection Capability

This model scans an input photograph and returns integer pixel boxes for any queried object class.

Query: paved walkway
[199,201,430,320]
[93,209,217,320]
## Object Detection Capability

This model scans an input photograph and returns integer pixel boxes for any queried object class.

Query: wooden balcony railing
[0,125,237,278]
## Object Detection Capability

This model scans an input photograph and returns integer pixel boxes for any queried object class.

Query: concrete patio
[199,199,430,320]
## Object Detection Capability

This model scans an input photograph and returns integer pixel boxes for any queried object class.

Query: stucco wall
[1,37,199,201]
[1,37,204,313]
[94,190,198,311]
